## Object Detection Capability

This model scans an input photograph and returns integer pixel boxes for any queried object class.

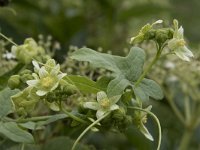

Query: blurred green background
[0,0,200,56]
[0,0,200,150]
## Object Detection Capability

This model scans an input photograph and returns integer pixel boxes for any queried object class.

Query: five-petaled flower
[168,19,194,61]
[26,59,66,96]
[83,91,121,119]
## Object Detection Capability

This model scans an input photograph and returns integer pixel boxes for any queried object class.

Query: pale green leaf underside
[0,122,34,143]
[133,78,164,101]
[0,88,20,118]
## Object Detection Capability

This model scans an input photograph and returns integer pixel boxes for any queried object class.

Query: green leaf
[36,114,68,126]
[133,79,164,101]
[71,46,163,100]
[18,122,44,130]
[71,47,145,96]
[0,122,34,143]
[107,75,131,97]
[0,88,20,118]
[71,46,145,81]
[64,75,103,93]
[96,76,112,92]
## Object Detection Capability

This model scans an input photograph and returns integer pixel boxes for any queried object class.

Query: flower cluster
[130,19,194,62]
[12,38,45,64]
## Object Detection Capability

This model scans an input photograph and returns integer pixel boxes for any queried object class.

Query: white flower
[168,19,194,61]
[26,59,66,96]
[83,91,121,119]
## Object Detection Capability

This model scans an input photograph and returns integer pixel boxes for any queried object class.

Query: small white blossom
[26,59,66,96]
[84,91,121,119]
[168,19,194,61]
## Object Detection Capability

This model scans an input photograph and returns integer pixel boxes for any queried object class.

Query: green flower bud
[144,29,156,40]
[11,38,45,64]
[19,69,32,75]
[8,75,20,89]
[63,84,77,95]
[123,115,133,127]
[155,28,174,46]
[21,74,34,83]
[112,107,126,121]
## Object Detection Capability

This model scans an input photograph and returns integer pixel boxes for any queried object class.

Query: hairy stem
[128,106,162,150]
[71,112,110,150]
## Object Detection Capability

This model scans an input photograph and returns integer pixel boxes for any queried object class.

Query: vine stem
[61,105,87,124]
[164,91,185,124]
[178,128,193,150]
[21,143,25,150]
[0,32,18,46]
[71,112,110,150]
[135,47,162,87]
[128,106,162,150]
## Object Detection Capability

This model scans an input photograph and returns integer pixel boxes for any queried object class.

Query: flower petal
[183,46,194,57]
[110,104,119,111]
[139,123,154,141]
[97,91,107,102]
[32,73,39,79]
[26,80,38,86]
[57,73,67,80]
[96,109,106,119]
[110,95,121,104]
[39,66,48,78]
[177,26,184,39]
[83,102,99,110]
[32,60,40,73]
[50,64,60,76]
[36,90,47,96]
[50,82,59,91]
[175,48,190,61]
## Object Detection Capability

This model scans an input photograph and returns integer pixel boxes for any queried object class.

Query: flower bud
[12,38,45,64]
[8,75,20,89]
[112,107,126,121]
[123,115,133,127]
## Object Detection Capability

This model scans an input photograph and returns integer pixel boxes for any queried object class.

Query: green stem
[164,91,185,124]
[184,96,191,124]
[128,106,162,150]
[178,128,193,150]
[0,32,18,46]
[16,115,54,123]
[61,106,87,124]
[135,48,162,87]
[71,112,110,150]
[21,143,25,150]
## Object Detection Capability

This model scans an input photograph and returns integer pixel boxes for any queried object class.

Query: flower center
[100,99,110,108]
[177,39,186,46]
[41,76,54,88]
